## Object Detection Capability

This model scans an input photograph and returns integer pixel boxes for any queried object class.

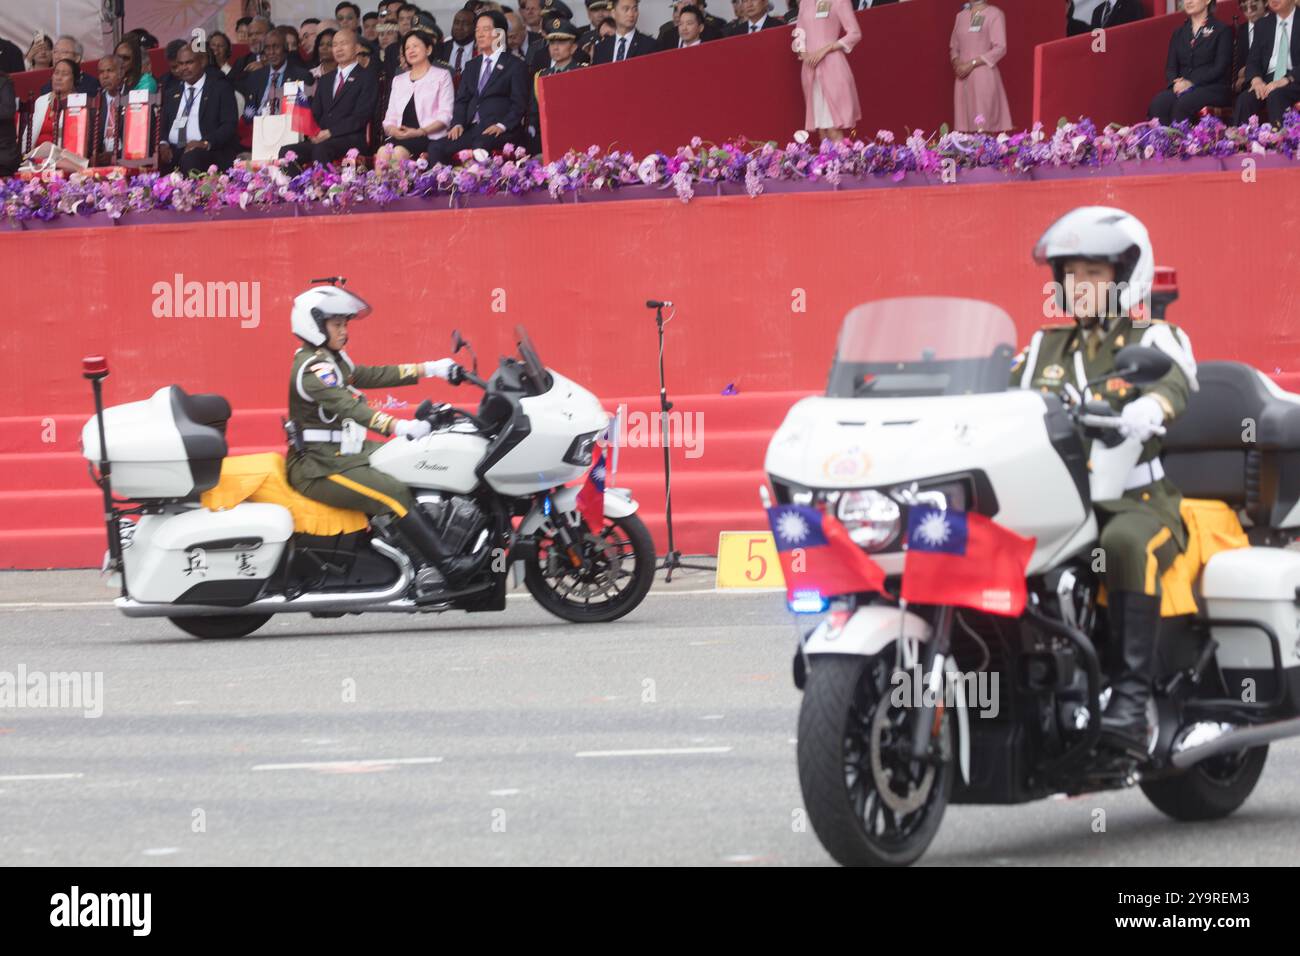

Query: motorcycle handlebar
[1077,413,1166,437]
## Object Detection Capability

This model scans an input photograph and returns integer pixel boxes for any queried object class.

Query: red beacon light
[82,355,109,379]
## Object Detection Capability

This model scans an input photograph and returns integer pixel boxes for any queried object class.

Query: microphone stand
[648,300,715,583]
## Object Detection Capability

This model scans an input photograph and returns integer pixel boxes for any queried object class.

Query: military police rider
[286,280,490,588]
[1012,207,1199,755]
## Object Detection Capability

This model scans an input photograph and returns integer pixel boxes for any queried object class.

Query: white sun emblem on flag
[591,464,606,485]
[777,510,810,545]
[916,511,951,547]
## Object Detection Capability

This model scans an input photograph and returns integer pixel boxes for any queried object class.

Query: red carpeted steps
[0,390,812,570]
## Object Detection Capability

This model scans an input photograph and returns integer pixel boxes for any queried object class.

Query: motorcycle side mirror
[451,329,465,353]
[1089,345,1172,389]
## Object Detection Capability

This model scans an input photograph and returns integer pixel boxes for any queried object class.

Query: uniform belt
[1124,458,1165,491]
[302,428,344,443]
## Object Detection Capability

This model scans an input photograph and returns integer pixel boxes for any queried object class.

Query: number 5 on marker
[715,532,785,590]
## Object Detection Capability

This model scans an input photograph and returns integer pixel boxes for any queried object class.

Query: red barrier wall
[539,0,1063,160]
[4,166,1299,421]
[1035,1,1240,126]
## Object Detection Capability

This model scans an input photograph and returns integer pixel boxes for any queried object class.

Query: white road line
[0,772,84,782]
[252,757,444,771]
[575,746,732,758]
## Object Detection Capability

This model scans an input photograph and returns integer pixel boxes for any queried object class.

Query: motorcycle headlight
[564,431,600,466]
[835,489,901,551]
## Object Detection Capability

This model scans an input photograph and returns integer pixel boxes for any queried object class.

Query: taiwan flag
[900,506,1035,617]
[577,446,606,532]
[766,504,887,601]
[288,87,319,138]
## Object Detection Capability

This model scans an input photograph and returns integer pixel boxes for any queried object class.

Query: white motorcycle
[80,327,656,638]
[766,296,1300,866]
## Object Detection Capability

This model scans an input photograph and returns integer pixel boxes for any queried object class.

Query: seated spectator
[1149,0,1231,125]
[115,37,158,93]
[26,34,53,71]
[577,0,613,49]
[795,0,859,141]
[728,0,783,35]
[1237,0,1269,93]
[240,27,312,120]
[520,0,548,56]
[281,28,379,166]
[283,26,301,56]
[528,17,586,149]
[657,0,725,49]
[507,11,530,59]
[399,4,422,34]
[0,36,24,75]
[442,8,478,73]
[364,11,381,44]
[433,10,527,162]
[1091,0,1146,29]
[30,60,80,150]
[93,54,126,163]
[232,15,275,82]
[159,48,238,175]
[124,28,159,50]
[313,28,340,78]
[951,0,1013,132]
[671,6,709,48]
[236,18,252,44]
[300,19,322,68]
[338,2,382,60]
[727,0,743,31]
[1234,0,1300,125]
[377,21,402,75]
[592,0,656,62]
[40,36,101,96]
[0,71,17,176]
[376,30,454,167]
[209,31,234,77]
[160,39,189,96]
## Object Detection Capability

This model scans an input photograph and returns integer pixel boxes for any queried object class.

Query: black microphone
[646,299,672,308]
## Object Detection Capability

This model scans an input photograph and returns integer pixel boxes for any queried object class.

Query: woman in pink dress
[950,1,1013,133]
[794,0,862,142]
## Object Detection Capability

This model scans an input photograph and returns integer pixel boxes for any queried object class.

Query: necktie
[478,58,492,94]
[177,86,197,147]
[749,22,755,33]
[105,95,116,141]
[1274,20,1291,82]
[454,46,464,71]
[616,36,627,61]
[264,69,280,108]
[334,69,345,98]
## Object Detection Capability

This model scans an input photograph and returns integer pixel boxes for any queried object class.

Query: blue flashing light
[788,589,829,614]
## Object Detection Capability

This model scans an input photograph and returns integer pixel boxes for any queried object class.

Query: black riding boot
[1100,591,1161,754]
[393,511,491,589]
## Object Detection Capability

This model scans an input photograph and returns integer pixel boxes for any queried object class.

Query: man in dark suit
[239,28,313,118]
[576,0,613,49]
[727,0,784,36]
[277,29,378,167]
[592,0,656,62]
[441,8,478,73]
[433,10,528,163]
[0,71,19,177]
[92,54,126,164]
[39,36,101,97]
[1090,0,1145,30]
[230,15,275,84]
[159,48,239,175]
[1234,0,1300,125]
[0,37,26,75]
[656,0,727,49]
[1237,0,1270,92]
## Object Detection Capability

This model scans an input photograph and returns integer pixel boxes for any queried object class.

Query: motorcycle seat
[199,452,370,536]
[1162,362,1300,530]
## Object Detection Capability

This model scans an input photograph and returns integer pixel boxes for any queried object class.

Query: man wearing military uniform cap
[575,0,613,48]
[285,279,490,587]
[532,2,594,71]
[527,18,586,150]
[1011,206,1198,756]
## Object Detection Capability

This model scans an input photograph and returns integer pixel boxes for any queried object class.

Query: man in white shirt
[1237,0,1268,93]
[441,9,477,74]
[94,54,124,163]
[1234,0,1300,124]
[678,6,705,46]
[159,47,239,174]
[728,0,781,35]
[592,0,656,63]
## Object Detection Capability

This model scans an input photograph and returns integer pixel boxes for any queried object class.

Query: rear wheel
[1140,746,1268,821]
[525,513,655,623]
[169,614,272,639]
[797,653,953,867]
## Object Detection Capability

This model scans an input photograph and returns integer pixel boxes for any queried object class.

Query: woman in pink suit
[375,30,454,168]
[950,1,1012,132]
[794,0,862,142]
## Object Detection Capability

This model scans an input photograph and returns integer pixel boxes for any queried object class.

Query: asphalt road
[1,569,1298,866]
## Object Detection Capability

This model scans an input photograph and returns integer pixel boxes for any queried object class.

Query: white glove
[393,419,432,440]
[1119,395,1165,442]
[423,358,455,380]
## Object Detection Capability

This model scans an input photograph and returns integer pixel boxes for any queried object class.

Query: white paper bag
[252,112,299,162]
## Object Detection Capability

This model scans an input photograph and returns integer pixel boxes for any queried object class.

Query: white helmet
[290,284,373,346]
[1033,206,1154,318]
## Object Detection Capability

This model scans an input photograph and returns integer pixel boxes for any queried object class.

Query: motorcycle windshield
[827,297,1019,398]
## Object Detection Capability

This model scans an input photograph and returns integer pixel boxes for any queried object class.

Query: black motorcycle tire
[1140,745,1268,821]
[525,513,655,624]
[169,614,273,639]
[797,653,953,867]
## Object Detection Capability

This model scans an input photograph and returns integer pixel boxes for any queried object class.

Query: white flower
[637,155,660,184]
[793,130,810,144]
[473,148,490,163]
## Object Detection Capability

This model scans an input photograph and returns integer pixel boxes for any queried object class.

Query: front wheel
[797,653,954,867]
[169,614,272,639]
[1140,745,1268,821]
[525,513,655,623]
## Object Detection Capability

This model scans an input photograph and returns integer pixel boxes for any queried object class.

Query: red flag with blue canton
[766,504,887,600]
[900,506,1035,616]
[577,446,606,532]
[289,87,320,137]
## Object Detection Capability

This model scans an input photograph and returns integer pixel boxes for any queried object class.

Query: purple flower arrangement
[5,112,1299,226]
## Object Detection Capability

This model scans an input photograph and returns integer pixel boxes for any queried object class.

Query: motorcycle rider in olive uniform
[286,281,489,587]
[1011,207,1199,755]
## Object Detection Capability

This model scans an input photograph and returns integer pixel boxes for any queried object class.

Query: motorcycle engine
[416,494,489,556]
